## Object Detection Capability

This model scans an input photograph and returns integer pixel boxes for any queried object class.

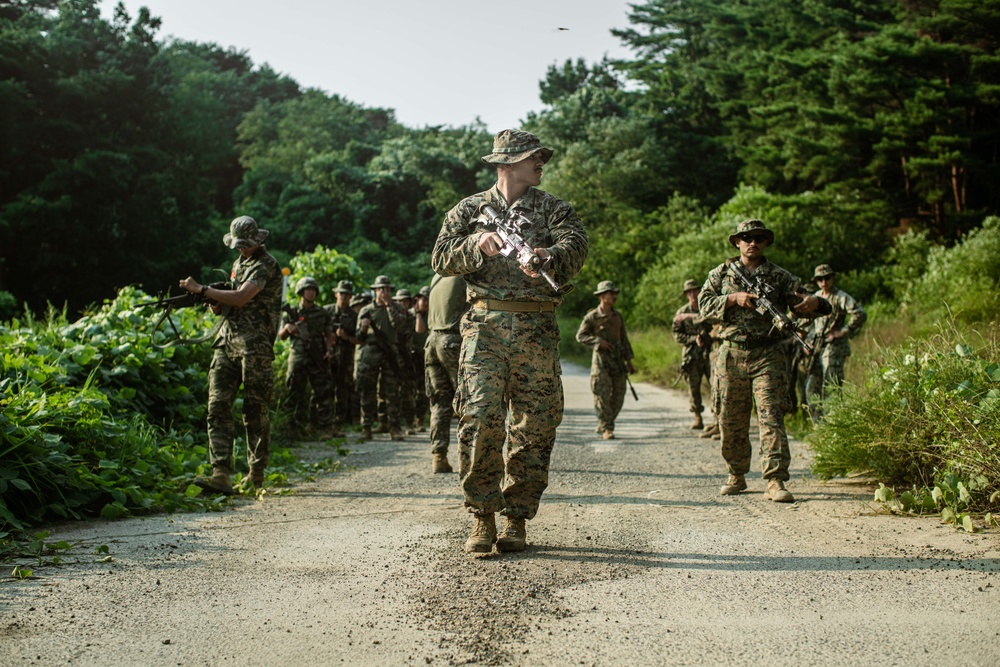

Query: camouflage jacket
[357,301,410,348]
[323,303,357,360]
[216,245,281,357]
[282,302,333,358]
[576,306,633,374]
[699,256,829,345]
[431,184,588,303]
[809,287,867,357]
[672,303,713,368]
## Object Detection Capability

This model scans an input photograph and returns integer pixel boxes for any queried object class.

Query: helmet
[295,277,320,295]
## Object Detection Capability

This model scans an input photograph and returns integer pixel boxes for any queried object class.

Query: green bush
[808,327,1000,511]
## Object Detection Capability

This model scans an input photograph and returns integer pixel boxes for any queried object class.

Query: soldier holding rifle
[673,279,715,432]
[576,280,636,441]
[699,219,830,503]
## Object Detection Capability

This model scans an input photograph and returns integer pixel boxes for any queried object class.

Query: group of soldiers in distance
[279,272,469,474]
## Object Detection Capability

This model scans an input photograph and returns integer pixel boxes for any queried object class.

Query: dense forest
[2,0,998,321]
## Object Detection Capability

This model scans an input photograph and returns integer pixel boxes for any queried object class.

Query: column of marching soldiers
[279,273,468,474]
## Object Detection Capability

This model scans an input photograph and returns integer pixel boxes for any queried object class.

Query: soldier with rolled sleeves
[356,276,409,441]
[699,219,830,503]
[424,275,469,473]
[178,216,281,493]
[323,280,359,435]
[803,264,867,420]
[432,129,588,553]
[576,280,635,441]
[278,276,336,439]
[672,279,715,431]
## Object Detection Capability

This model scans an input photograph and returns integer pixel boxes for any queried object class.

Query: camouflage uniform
[576,291,634,435]
[672,302,713,417]
[700,250,829,483]
[804,272,867,415]
[432,182,588,520]
[356,291,410,431]
[207,238,281,473]
[410,288,431,426]
[424,275,469,455]
[282,299,334,432]
[324,298,357,430]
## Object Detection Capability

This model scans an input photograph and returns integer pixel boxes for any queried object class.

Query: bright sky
[100,0,638,132]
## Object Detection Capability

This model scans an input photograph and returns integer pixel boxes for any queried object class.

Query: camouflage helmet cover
[295,276,319,295]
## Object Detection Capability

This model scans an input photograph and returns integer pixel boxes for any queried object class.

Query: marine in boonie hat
[418,286,430,298]
[593,280,620,295]
[682,279,701,293]
[812,264,836,280]
[728,219,775,248]
[392,288,412,301]
[369,275,394,289]
[481,129,554,165]
[334,279,355,294]
[223,215,269,249]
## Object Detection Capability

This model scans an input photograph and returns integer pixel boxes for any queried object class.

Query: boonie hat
[481,129,554,165]
[418,286,430,298]
[593,280,620,295]
[223,216,269,249]
[813,264,836,280]
[392,288,412,301]
[370,275,394,289]
[728,219,775,248]
[683,279,701,293]
[334,280,355,294]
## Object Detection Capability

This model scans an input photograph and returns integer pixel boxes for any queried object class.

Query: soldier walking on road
[672,279,715,432]
[178,216,281,493]
[424,275,469,473]
[803,264,867,420]
[576,281,636,441]
[356,276,409,442]
[324,280,358,436]
[432,129,588,553]
[278,277,336,439]
[699,219,830,503]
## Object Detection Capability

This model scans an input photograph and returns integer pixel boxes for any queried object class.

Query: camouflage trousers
[425,330,462,454]
[590,368,626,433]
[286,350,334,429]
[329,347,354,427]
[207,348,274,471]
[356,344,401,428]
[714,342,790,481]
[683,356,711,415]
[413,353,429,421]
[455,309,563,520]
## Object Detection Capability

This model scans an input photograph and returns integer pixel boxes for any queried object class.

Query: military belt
[722,338,779,351]
[471,299,555,313]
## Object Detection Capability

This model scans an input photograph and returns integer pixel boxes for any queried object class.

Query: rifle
[477,204,572,295]
[282,304,330,370]
[138,282,229,348]
[725,260,813,354]
[360,313,401,376]
[626,373,639,401]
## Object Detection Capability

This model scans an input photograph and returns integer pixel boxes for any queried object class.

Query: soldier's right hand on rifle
[731,292,759,309]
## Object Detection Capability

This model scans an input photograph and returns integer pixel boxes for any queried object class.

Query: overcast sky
[100,0,639,132]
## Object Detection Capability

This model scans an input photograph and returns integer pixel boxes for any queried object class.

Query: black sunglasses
[816,275,833,282]
[738,234,769,244]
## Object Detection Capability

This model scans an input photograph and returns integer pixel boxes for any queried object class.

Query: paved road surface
[2,363,998,666]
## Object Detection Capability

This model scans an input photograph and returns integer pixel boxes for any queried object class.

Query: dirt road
[2,363,998,666]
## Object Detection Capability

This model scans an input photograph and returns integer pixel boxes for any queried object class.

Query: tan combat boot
[691,413,704,429]
[432,452,453,473]
[699,422,720,439]
[719,474,747,496]
[241,467,265,492]
[194,466,233,495]
[359,425,373,441]
[767,480,795,503]
[602,430,615,440]
[464,513,497,553]
[495,516,527,553]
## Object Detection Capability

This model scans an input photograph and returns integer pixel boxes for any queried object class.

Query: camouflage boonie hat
[223,216,269,249]
[348,294,365,307]
[418,286,430,298]
[593,280,620,295]
[813,264,836,280]
[728,219,774,248]
[683,279,701,293]
[334,279,355,294]
[481,129,554,165]
[294,276,319,295]
[392,288,412,301]
[370,275,394,289]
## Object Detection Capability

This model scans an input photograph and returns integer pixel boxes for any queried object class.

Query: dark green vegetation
[2,0,999,544]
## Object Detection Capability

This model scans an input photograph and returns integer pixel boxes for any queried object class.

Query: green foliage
[285,245,364,303]
[872,473,993,532]
[808,326,1000,510]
